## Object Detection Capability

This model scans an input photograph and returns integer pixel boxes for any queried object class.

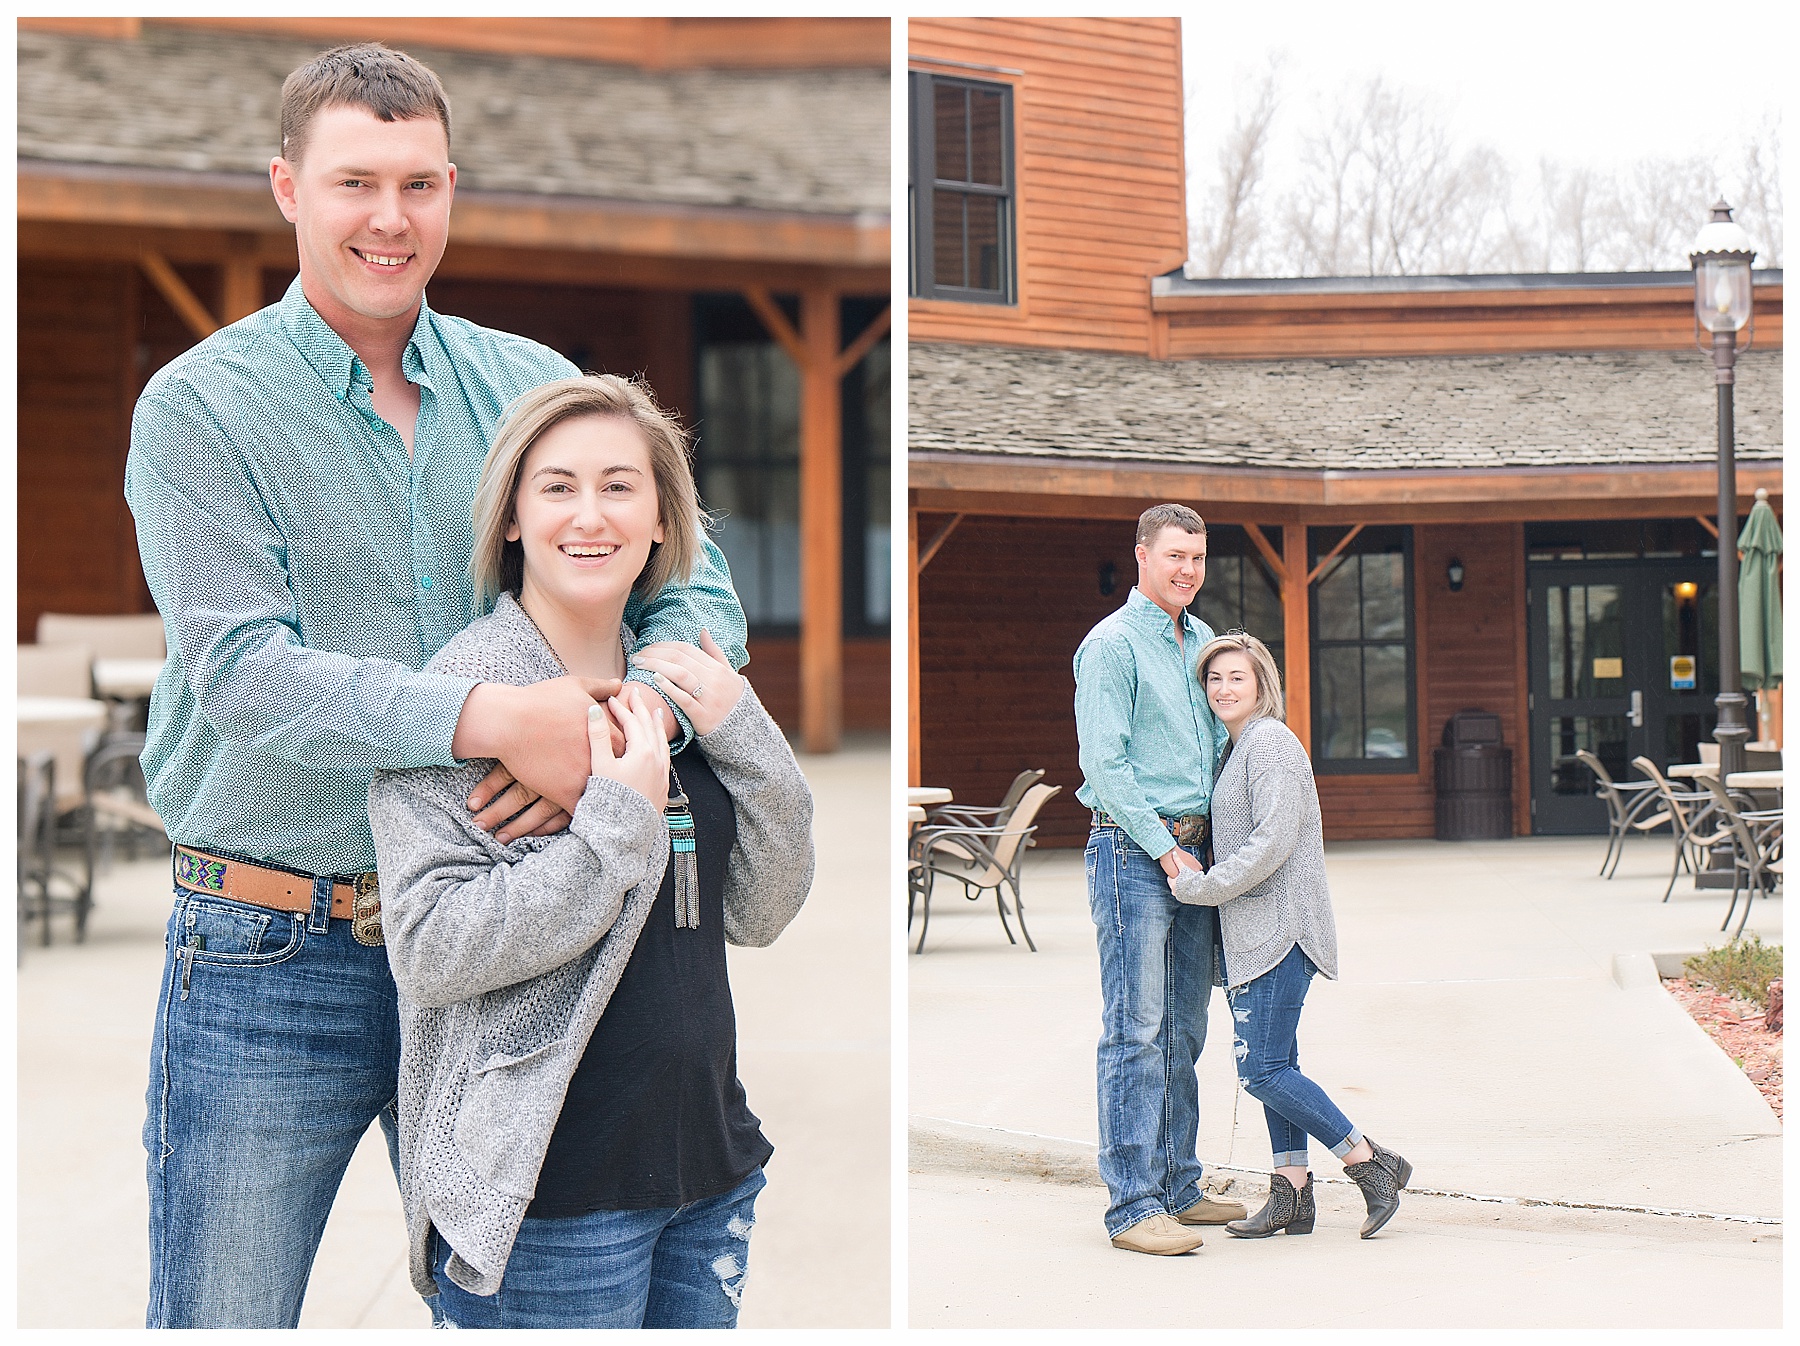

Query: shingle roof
[908,342,1782,470]
[18,24,888,217]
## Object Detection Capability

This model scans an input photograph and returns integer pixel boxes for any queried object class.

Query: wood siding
[1154,284,1784,359]
[908,18,1186,355]
[917,514,1528,846]
[18,17,891,69]
[745,636,890,735]
[1313,522,1528,840]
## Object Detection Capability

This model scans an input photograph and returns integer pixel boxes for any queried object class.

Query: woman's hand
[632,630,746,737]
[587,683,670,813]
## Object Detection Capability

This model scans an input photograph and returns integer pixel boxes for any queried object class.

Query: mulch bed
[1662,978,1783,1120]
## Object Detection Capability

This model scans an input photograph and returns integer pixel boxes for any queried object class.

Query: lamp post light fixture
[1688,199,1757,785]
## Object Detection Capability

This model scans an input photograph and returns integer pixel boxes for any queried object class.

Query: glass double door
[1528,561,1718,834]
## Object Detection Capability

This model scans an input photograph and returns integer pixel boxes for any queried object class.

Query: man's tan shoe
[1173,1193,1248,1225]
[1109,1213,1205,1255]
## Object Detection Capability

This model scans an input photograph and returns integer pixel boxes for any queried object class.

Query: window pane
[1241,554,1283,643]
[966,195,1003,292]
[934,84,968,183]
[1546,584,1622,699]
[1316,556,1360,641]
[1362,552,1405,639]
[969,88,1005,185]
[1317,646,1363,759]
[1548,715,1627,795]
[1363,644,1408,757]
[933,191,966,289]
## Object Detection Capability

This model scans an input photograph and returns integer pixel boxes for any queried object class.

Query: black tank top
[526,744,772,1215]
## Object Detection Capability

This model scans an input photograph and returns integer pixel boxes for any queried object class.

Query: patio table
[92,657,164,700]
[909,787,953,807]
[1725,770,1784,792]
[18,697,107,809]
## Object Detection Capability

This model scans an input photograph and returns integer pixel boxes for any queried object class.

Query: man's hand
[632,631,746,739]
[453,676,621,842]
[1158,847,1203,881]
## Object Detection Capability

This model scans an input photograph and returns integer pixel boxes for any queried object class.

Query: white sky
[1181,0,1789,243]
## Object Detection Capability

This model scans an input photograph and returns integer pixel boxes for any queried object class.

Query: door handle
[1629,690,1644,728]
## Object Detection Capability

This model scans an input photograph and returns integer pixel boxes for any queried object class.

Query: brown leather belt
[1092,810,1210,849]
[173,845,383,946]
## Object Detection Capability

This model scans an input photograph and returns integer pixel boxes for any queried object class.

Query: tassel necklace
[665,764,700,929]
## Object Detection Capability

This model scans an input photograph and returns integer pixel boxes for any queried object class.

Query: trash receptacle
[1434,710,1512,840]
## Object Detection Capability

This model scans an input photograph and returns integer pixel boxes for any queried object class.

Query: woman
[367,374,813,1327]
[1168,632,1410,1239]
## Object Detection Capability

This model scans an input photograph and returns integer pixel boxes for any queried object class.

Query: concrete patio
[909,832,1782,1328]
[18,738,890,1329]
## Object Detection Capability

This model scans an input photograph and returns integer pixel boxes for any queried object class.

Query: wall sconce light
[1446,559,1465,592]
[1099,560,1118,597]
[1674,580,1699,603]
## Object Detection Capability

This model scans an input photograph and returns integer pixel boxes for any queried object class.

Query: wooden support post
[221,255,264,323]
[908,502,921,786]
[798,287,843,754]
[1282,523,1311,753]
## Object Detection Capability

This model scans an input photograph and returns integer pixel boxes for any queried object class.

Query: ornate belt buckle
[1177,814,1210,849]
[352,872,384,947]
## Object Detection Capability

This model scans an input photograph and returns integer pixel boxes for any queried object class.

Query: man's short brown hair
[1136,502,1206,548]
[279,43,452,165]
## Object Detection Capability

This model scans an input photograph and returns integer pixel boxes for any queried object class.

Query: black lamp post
[1688,200,1757,784]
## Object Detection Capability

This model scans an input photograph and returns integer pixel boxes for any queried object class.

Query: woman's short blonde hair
[1196,630,1285,724]
[470,374,702,610]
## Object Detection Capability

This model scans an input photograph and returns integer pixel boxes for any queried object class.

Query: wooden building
[18,16,891,749]
[907,17,1784,844]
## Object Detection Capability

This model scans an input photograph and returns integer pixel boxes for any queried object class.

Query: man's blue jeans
[1228,944,1363,1168]
[431,1166,766,1328]
[143,881,405,1328]
[1085,824,1217,1238]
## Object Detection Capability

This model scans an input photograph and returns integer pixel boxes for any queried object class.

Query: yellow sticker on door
[1592,657,1623,680]
[1670,655,1697,690]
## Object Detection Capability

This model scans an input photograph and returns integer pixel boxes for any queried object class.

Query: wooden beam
[907,453,1784,517]
[834,304,892,379]
[1242,521,1283,577]
[1305,523,1365,587]
[909,503,922,787]
[18,220,887,296]
[742,287,807,367]
[137,251,217,340]
[1695,515,1720,538]
[21,164,890,270]
[797,287,843,753]
[915,514,964,572]
[1282,524,1311,754]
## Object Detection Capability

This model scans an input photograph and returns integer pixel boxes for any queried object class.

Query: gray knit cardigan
[1171,715,1338,988]
[367,593,814,1298]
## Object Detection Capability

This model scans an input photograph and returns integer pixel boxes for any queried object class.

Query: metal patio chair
[909,782,1060,954]
[1693,773,1782,939]
[925,768,1043,831]
[1574,750,1668,878]
[1630,755,1724,903]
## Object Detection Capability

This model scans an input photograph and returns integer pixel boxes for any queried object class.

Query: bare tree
[1189,62,1280,277]
[1277,77,1510,276]
[1189,69,1781,277]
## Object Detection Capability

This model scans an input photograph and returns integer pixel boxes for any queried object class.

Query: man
[125,44,747,1328]
[1072,503,1245,1255]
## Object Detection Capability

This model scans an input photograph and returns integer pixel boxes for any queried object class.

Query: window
[1310,526,1416,773]
[691,294,890,637]
[909,71,1015,303]
[1193,524,1285,680]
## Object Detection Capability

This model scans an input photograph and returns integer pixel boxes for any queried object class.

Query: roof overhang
[18,160,890,289]
[909,451,1782,526]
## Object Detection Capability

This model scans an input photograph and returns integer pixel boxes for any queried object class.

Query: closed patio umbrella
[1737,490,1782,691]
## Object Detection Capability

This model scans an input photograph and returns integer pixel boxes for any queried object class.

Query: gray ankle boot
[1345,1140,1411,1238]
[1225,1172,1315,1238]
